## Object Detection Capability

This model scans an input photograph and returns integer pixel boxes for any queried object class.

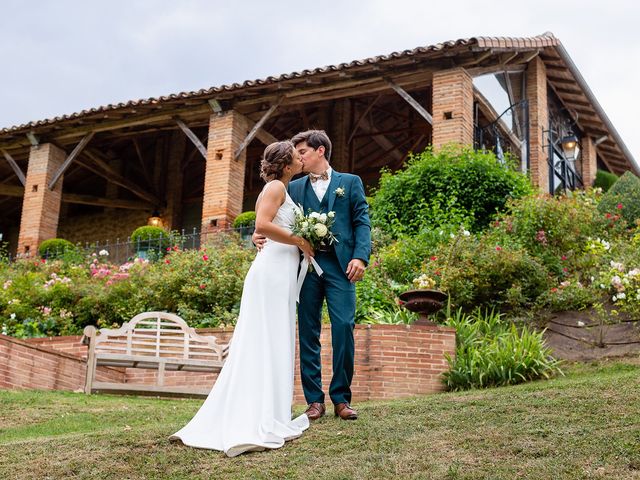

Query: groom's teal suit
[289,171,371,405]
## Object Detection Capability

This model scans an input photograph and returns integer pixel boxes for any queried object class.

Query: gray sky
[1,0,639,161]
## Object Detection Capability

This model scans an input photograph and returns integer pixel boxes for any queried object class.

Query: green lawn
[1,359,639,480]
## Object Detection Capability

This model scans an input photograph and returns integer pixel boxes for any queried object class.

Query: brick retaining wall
[3,324,455,403]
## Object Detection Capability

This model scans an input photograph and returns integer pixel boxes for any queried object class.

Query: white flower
[314,223,328,237]
[610,261,624,272]
[612,294,618,302]
[327,211,335,219]
[590,276,595,282]
[301,221,309,230]
[9,313,16,320]
[318,213,327,224]
[1,324,6,335]
[99,249,109,256]
[309,212,321,220]
[334,187,345,197]
[577,321,585,327]
[600,284,606,289]
[450,233,455,238]
[618,292,626,300]
[462,230,470,237]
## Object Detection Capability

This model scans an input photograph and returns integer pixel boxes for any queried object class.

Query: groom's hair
[291,130,332,161]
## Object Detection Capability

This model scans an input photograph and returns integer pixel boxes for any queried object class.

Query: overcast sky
[1,0,638,160]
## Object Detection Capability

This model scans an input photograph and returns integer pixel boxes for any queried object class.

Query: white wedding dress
[170,187,309,457]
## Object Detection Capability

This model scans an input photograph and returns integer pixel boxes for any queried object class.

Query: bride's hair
[260,141,294,182]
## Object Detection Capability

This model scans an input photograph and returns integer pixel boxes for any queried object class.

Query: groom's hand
[252,232,267,251]
[346,259,366,283]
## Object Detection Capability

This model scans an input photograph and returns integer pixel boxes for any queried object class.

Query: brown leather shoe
[305,402,326,421]
[334,402,358,420]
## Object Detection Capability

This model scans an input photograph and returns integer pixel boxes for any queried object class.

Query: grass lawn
[1,359,639,480]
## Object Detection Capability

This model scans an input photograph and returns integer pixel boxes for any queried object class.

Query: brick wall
[9,324,455,403]
[431,68,474,149]
[0,335,123,391]
[58,209,149,245]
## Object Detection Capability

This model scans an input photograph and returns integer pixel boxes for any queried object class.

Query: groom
[288,130,371,421]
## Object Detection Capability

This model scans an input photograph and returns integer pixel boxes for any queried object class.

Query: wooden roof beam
[234,98,283,159]
[175,117,207,159]
[385,78,432,125]
[48,132,94,189]
[1,150,26,185]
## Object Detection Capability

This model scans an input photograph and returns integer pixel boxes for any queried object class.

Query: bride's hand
[297,237,314,259]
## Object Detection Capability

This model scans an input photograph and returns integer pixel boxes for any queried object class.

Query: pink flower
[165,259,171,264]
[561,255,567,261]
[550,287,558,293]
[562,267,568,272]
[199,284,206,290]
[495,246,502,251]
[202,255,209,261]
[430,256,437,261]
[605,213,612,219]
[617,203,623,210]
[166,247,171,252]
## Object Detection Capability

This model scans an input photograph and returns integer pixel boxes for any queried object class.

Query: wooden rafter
[385,78,433,125]
[175,117,207,159]
[132,138,155,191]
[348,94,382,144]
[81,150,159,205]
[234,98,283,159]
[48,132,94,189]
[1,150,26,186]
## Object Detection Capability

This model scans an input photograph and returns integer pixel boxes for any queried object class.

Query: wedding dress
[170,186,309,457]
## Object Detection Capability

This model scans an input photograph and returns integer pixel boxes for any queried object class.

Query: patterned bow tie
[309,171,329,183]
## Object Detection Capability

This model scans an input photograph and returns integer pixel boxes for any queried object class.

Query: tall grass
[443,308,563,390]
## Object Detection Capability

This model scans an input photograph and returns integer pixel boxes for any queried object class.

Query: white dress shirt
[310,167,332,202]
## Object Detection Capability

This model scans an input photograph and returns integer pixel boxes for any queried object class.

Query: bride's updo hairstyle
[260,141,295,182]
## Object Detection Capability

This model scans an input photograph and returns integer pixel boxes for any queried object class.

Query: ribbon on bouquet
[296,256,323,302]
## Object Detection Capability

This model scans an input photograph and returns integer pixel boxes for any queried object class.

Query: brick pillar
[431,68,474,149]
[201,111,248,231]
[17,143,66,256]
[526,57,550,192]
[580,136,597,188]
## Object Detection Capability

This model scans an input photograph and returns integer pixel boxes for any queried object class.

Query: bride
[170,141,314,457]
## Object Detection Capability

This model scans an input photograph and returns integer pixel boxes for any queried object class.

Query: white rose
[99,249,109,256]
[314,223,328,237]
[319,213,327,223]
[328,211,335,218]
[309,212,321,220]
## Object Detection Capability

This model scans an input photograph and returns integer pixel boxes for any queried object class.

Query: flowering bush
[597,171,640,226]
[595,260,640,316]
[0,234,253,337]
[535,278,596,312]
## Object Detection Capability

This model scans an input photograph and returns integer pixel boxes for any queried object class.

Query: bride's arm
[254,182,313,256]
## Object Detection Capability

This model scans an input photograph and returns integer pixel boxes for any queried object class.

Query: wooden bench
[83,312,229,397]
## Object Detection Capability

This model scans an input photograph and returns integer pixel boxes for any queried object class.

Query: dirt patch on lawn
[542,310,640,361]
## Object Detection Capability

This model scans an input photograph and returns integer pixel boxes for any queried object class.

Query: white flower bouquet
[292,204,338,249]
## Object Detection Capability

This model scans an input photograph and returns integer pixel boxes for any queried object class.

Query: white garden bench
[83,312,229,397]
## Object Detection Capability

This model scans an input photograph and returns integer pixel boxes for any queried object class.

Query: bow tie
[309,171,329,183]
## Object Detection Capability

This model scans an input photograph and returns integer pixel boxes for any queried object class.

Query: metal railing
[7,226,256,265]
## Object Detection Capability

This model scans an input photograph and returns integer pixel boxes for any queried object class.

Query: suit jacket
[289,171,371,275]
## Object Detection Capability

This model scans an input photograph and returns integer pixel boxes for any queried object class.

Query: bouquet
[292,204,338,249]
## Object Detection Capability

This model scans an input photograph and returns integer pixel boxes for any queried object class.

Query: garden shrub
[355,257,404,322]
[38,238,76,258]
[232,211,256,229]
[421,234,549,311]
[598,171,640,227]
[493,192,602,276]
[535,277,596,312]
[593,169,618,192]
[370,145,533,236]
[442,308,562,391]
[130,225,172,257]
